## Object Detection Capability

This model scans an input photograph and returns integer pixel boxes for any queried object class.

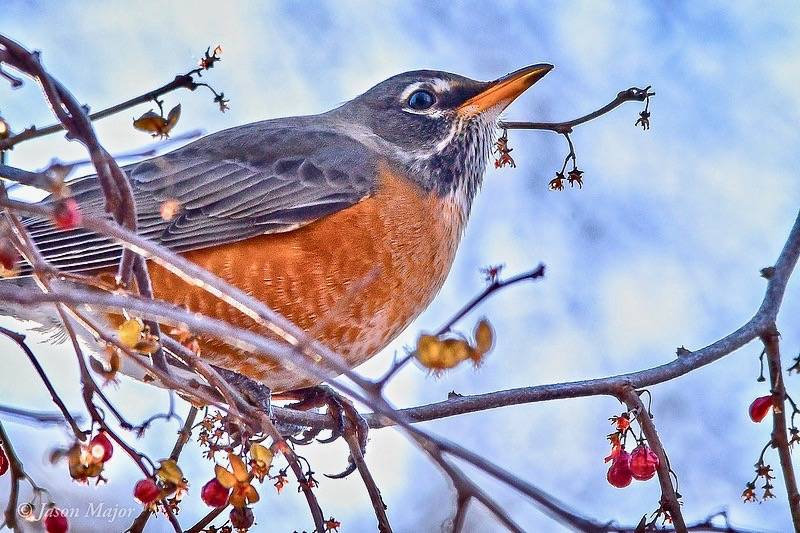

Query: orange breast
[146,166,466,391]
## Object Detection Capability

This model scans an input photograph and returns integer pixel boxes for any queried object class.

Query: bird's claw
[325,457,357,479]
[283,385,369,478]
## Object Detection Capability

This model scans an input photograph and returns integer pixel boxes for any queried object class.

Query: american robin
[9,64,552,393]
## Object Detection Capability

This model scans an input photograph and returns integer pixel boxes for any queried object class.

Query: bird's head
[333,64,552,210]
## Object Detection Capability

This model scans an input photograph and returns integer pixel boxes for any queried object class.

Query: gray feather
[16,115,378,274]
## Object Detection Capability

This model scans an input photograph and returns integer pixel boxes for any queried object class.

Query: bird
[4,63,552,393]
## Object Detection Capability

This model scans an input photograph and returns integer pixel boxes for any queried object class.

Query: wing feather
[18,117,377,274]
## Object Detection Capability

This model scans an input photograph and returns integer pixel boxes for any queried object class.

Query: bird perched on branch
[5,64,552,393]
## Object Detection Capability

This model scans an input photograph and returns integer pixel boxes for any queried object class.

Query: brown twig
[0,64,216,152]
[762,324,800,531]
[0,405,83,426]
[0,326,85,437]
[128,406,199,533]
[0,420,45,531]
[415,436,526,533]
[499,86,654,134]
[4,208,182,532]
[182,507,226,533]
[0,33,170,378]
[255,412,326,533]
[374,264,546,389]
[342,425,392,533]
[620,388,687,532]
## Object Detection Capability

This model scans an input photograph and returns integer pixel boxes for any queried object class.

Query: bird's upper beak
[458,63,553,115]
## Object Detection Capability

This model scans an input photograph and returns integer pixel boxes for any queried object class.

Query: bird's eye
[407,90,435,110]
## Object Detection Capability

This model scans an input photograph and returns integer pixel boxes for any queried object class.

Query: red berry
[749,395,774,423]
[606,450,632,488]
[629,444,659,481]
[201,478,230,507]
[0,244,16,271]
[229,506,254,529]
[52,198,82,230]
[133,478,161,504]
[89,432,114,463]
[44,508,69,533]
[0,448,8,476]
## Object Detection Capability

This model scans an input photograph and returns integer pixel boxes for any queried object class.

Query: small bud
[567,168,583,188]
[676,346,691,357]
[549,172,566,191]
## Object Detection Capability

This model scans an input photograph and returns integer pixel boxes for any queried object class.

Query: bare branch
[499,86,654,134]
[374,264,545,389]
[342,425,392,532]
[762,325,800,529]
[0,326,85,437]
[0,59,219,151]
[0,405,83,426]
[620,388,687,532]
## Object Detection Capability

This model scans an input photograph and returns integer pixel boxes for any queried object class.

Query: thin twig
[0,420,37,531]
[0,405,83,426]
[374,264,545,388]
[762,324,800,531]
[128,406,199,533]
[255,412,326,533]
[182,507,226,533]
[0,70,209,151]
[621,388,687,532]
[0,326,85,437]
[499,86,654,134]
[342,426,392,533]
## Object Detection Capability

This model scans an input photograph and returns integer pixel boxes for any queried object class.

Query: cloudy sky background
[1,1,800,531]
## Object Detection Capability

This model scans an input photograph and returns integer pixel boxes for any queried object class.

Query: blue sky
[1,1,800,531]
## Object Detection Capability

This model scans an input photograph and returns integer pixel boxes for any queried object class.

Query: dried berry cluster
[493,130,515,168]
[493,89,654,193]
[415,318,494,373]
[191,410,334,532]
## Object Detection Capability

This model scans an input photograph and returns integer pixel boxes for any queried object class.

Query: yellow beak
[458,63,553,115]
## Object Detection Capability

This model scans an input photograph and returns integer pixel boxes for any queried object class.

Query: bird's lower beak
[458,63,553,115]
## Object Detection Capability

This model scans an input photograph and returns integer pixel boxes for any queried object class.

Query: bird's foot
[277,384,369,478]
[213,366,273,415]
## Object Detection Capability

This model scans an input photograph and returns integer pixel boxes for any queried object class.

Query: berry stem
[620,387,687,533]
[762,325,800,530]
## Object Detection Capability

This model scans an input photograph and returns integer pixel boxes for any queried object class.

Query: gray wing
[22,118,377,273]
